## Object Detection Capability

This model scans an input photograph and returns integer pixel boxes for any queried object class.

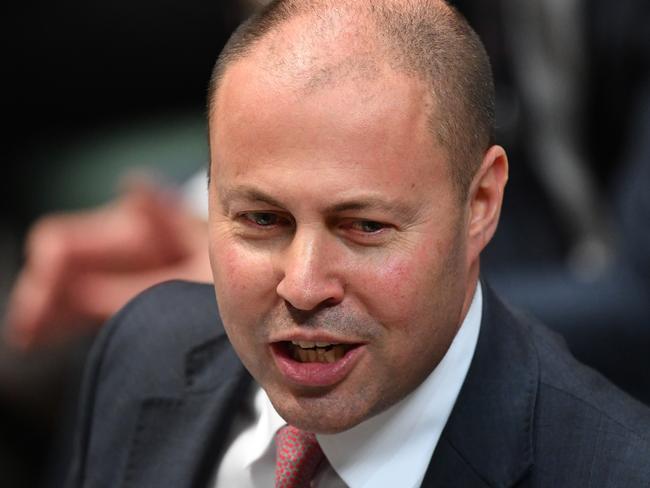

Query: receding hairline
[207,1,456,111]
[207,0,496,196]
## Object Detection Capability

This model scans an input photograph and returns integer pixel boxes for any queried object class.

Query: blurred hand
[5,182,212,349]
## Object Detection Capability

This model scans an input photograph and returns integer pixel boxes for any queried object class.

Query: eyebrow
[219,185,418,221]
[324,198,418,221]
[218,186,286,213]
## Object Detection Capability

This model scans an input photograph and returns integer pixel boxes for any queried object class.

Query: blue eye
[353,220,385,233]
[244,212,282,226]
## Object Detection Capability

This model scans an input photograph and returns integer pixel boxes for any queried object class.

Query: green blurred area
[26,111,208,213]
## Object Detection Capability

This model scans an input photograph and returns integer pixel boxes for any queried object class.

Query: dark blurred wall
[3,0,246,227]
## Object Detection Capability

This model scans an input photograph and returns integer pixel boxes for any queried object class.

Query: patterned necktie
[275,425,325,488]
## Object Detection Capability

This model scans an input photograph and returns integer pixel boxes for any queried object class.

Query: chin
[280,407,362,434]
[267,385,389,434]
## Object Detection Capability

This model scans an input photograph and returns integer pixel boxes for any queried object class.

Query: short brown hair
[207,0,495,196]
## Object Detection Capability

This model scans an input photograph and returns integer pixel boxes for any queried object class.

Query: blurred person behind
[454,0,650,403]
[5,177,211,349]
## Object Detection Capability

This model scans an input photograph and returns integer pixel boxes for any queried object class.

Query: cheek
[353,247,436,324]
[210,240,279,368]
[211,239,275,313]
[374,260,417,304]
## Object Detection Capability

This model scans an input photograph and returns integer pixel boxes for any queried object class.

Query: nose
[275,229,344,311]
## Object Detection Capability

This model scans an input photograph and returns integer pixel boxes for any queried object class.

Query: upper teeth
[291,341,334,349]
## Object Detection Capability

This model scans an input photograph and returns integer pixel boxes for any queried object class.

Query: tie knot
[275,425,324,488]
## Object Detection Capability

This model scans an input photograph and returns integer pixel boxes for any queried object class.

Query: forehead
[214,59,441,165]
[215,8,433,119]
[209,17,452,203]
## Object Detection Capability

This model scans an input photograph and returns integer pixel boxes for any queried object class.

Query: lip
[270,339,366,388]
[270,330,366,345]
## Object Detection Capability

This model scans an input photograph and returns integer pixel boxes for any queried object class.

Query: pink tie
[275,425,325,488]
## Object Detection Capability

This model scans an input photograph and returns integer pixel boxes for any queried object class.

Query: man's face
[208,57,477,433]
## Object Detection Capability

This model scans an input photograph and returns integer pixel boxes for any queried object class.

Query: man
[67,1,650,487]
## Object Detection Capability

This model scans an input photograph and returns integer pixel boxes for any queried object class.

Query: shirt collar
[239,386,286,471]
[250,283,482,487]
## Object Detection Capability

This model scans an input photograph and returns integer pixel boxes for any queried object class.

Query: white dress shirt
[213,284,482,488]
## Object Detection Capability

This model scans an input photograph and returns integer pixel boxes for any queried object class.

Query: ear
[466,145,508,262]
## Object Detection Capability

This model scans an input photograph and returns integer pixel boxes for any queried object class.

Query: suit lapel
[421,284,538,487]
[123,335,252,488]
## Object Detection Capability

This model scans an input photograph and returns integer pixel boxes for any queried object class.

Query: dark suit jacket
[67,280,650,487]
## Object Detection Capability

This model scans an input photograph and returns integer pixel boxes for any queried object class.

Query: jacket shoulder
[95,280,222,395]
[67,281,225,487]
[523,311,650,484]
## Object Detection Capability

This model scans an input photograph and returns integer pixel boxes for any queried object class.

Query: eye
[246,212,278,226]
[239,212,292,229]
[338,219,393,246]
[350,220,386,233]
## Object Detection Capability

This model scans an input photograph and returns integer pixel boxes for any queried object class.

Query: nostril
[284,301,317,323]
[283,299,341,323]
[276,277,344,313]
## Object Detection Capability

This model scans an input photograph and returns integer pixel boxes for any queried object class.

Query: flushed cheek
[212,242,276,320]
[213,243,272,296]
[352,252,433,324]
[212,243,277,377]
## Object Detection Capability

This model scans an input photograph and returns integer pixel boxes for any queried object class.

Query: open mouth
[277,341,359,363]
[271,340,366,387]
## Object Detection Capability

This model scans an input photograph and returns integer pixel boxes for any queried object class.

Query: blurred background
[2,0,649,486]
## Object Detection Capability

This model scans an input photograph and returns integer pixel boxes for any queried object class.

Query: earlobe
[468,145,509,253]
